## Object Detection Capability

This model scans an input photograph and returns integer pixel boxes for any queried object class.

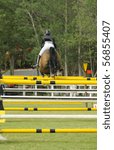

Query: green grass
[0,103,97,150]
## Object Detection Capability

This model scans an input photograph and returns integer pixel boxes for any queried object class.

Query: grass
[0,103,97,150]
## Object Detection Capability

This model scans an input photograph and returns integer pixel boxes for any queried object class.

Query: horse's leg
[36,68,39,76]
[56,68,64,76]
[36,67,44,76]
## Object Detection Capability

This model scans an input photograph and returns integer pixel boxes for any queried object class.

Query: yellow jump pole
[3,100,82,105]
[0,79,97,85]
[4,107,97,111]
[2,75,97,80]
[0,128,97,133]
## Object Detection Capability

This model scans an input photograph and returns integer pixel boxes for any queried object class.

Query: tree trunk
[89,47,93,77]
[26,9,39,48]
[64,48,68,76]
[10,55,14,75]
[78,44,82,76]
[64,0,68,76]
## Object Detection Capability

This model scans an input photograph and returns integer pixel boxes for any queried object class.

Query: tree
[71,0,97,76]
[0,0,97,76]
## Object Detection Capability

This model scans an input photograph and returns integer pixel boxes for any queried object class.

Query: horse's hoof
[41,73,44,77]
[60,68,63,71]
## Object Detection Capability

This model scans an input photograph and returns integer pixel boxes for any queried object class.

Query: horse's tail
[49,47,63,75]
[49,47,56,57]
[49,47,57,72]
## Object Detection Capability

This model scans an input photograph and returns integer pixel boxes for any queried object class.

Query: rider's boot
[32,55,41,69]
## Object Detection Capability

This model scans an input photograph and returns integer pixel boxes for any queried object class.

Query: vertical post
[34,85,37,96]
[0,85,3,96]
[23,85,26,96]
[64,0,68,76]
[78,44,81,76]
[0,100,5,123]
[51,85,54,97]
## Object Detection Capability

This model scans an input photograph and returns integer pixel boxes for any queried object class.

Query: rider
[35,30,57,67]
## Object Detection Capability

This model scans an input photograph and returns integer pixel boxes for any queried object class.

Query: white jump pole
[0,114,97,119]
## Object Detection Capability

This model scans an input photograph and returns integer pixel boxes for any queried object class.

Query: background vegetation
[0,0,97,76]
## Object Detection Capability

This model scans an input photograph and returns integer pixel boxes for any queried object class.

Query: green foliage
[0,0,97,75]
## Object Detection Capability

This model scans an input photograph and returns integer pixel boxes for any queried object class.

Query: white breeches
[39,41,54,56]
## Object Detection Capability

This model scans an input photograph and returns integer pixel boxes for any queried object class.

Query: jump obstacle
[1,95,96,102]
[2,99,96,104]
[0,128,97,133]
[0,79,96,85]
[0,76,97,137]
[4,107,97,111]
[0,114,97,119]
[4,88,97,92]
[0,75,97,101]
[2,75,97,81]
[1,95,97,100]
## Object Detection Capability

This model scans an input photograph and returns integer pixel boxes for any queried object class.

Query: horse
[37,47,63,76]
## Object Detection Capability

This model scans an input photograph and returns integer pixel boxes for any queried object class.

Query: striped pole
[0,79,97,85]
[0,128,97,133]
[4,107,97,111]
[0,114,97,119]
[2,75,97,81]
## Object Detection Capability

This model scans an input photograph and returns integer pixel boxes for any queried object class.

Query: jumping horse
[37,47,63,76]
